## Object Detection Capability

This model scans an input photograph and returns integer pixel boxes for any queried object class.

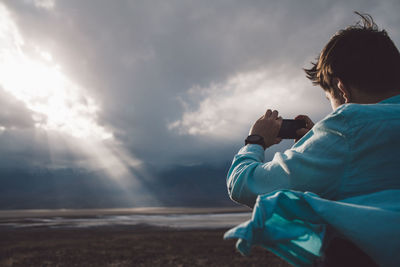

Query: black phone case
[278,119,306,139]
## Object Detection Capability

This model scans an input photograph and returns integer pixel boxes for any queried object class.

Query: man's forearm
[227,108,282,207]
[226,144,266,207]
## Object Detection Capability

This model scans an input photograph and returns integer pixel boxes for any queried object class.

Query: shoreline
[0,206,251,219]
[0,209,253,231]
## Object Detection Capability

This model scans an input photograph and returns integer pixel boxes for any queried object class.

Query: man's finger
[295,115,314,128]
[276,116,283,127]
[271,110,278,119]
[265,109,272,117]
[294,115,306,120]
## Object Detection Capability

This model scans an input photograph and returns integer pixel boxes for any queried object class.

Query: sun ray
[0,3,158,206]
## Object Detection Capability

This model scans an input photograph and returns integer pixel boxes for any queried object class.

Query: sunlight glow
[0,4,112,141]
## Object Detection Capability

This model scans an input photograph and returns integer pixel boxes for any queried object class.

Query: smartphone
[278,119,306,139]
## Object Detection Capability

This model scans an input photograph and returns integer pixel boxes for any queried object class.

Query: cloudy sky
[1,0,399,208]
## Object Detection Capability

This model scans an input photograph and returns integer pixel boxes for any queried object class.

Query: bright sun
[0,4,112,141]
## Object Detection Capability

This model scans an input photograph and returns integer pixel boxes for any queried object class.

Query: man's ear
[336,78,351,103]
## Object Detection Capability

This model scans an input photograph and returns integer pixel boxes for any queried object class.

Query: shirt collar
[379,94,400,104]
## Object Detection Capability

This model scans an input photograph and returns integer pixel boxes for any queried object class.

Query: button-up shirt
[225,94,400,266]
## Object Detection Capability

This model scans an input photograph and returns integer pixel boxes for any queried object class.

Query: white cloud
[169,67,329,141]
[25,0,56,10]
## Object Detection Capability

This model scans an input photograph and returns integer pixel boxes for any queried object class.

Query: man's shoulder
[314,101,400,136]
[333,102,400,124]
[314,106,350,133]
[295,100,400,148]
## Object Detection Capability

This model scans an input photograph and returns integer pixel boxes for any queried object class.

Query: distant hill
[0,163,236,209]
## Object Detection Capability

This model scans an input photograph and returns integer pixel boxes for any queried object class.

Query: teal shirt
[225,94,400,266]
[227,94,400,207]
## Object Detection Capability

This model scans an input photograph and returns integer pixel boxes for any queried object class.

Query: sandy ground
[0,226,291,267]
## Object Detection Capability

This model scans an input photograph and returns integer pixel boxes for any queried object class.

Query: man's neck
[351,89,400,104]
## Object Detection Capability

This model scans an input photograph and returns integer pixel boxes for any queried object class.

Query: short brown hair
[304,12,400,97]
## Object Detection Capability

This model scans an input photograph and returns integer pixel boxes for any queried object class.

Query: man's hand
[294,115,314,142]
[249,109,282,149]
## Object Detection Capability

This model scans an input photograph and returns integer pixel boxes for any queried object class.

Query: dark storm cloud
[2,0,400,169]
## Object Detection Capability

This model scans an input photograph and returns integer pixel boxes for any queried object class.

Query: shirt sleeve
[227,111,349,207]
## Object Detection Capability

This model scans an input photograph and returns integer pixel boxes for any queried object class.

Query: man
[225,13,400,266]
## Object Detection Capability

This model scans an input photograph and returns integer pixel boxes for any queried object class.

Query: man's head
[305,12,400,110]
